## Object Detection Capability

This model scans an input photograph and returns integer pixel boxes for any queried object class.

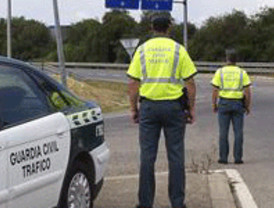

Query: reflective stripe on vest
[140,45,147,80]
[220,68,243,91]
[140,42,181,84]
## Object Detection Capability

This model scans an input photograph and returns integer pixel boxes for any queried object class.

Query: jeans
[218,99,245,162]
[139,99,186,208]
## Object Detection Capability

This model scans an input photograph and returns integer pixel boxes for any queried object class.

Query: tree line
[0,8,273,62]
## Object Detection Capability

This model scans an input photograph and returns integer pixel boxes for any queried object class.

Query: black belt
[219,97,244,102]
[139,96,180,103]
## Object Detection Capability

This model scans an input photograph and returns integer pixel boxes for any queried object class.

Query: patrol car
[0,56,109,208]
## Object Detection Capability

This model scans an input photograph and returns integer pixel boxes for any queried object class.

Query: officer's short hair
[226,49,237,63]
[151,12,171,33]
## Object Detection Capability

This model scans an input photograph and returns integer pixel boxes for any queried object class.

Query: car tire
[58,160,94,208]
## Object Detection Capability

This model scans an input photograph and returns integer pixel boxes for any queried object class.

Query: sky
[0,0,274,27]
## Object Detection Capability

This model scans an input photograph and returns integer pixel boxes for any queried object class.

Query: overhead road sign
[141,0,173,11]
[105,0,140,9]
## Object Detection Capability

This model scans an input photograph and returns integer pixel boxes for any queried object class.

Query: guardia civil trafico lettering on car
[0,56,110,208]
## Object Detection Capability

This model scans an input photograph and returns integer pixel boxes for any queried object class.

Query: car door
[0,132,8,208]
[0,63,71,208]
[3,113,70,208]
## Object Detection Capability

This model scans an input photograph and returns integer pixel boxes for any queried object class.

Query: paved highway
[85,69,273,208]
[182,75,274,208]
[67,68,128,82]
[59,67,273,207]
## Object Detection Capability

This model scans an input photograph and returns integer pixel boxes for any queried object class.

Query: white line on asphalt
[112,74,123,77]
[213,169,258,208]
[253,76,274,82]
[104,113,129,119]
[105,171,168,181]
[225,169,258,208]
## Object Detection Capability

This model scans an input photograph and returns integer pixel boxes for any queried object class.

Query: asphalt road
[89,70,273,208]
[67,68,128,83]
[182,75,274,208]
[64,68,274,207]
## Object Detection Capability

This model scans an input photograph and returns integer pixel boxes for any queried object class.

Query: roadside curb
[225,169,258,208]
[211,169,258,208]
[208,171,236,208]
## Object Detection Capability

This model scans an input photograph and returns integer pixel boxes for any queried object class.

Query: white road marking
[112,74,123,77]
[213,169,258,208]
[105,169,258,208]
[104,113,129,119]
[105,171,168,181]
[253,76,274,81]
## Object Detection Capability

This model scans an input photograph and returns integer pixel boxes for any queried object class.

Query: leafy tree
[101,10,138,62]
[136,11,155,44]
[170,22,197,46]
[63,10,138,63]
[1,8,274,63]
[64,19,102,62]
[189,10,251,61]
[0,19,7,56]
[249,8,274,61]
[0,17,53,61]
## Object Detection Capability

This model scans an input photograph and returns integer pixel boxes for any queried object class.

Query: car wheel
[59,160,94,208]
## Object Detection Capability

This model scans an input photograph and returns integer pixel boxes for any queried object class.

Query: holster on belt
[180,88,192,123]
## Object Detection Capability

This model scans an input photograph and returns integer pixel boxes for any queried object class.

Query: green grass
[54,75,129,113]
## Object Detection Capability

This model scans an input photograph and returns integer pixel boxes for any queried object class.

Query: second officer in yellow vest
[127,13,197,208]
[211,49,252,164]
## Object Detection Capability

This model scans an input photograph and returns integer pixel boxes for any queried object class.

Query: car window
[0,64,51,129]
[58,89,86,108]
[27,71,86,112]
[28,74,71,111]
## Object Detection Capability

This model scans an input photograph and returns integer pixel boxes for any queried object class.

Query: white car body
[0,56,109,208]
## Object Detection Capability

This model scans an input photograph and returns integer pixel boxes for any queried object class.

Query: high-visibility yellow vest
[211,65,251,99]
[127,37,197,100]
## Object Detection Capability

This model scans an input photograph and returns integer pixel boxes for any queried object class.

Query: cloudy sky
[0,0,274,26]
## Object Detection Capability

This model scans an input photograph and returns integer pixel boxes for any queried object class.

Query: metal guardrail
[47,62,129,70]
[33,61,274,75]
[196,62,274,74]
[31,62,88,81]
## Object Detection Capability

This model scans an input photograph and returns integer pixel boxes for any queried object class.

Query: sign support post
[53,0,67,86]
[183,0,188,51]
[174,0,188,51]
[7,0,12,58]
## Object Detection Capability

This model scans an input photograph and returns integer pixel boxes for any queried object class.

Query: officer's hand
[187,109,195,124]
[212,104,218,113]
[131,110,139,124]
[245,107,250,115]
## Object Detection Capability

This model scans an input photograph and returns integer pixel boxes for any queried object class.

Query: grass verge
[55,76,129,113]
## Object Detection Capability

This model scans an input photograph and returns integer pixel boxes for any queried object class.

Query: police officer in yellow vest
[211,49,252,164]
[127,13,197,208]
